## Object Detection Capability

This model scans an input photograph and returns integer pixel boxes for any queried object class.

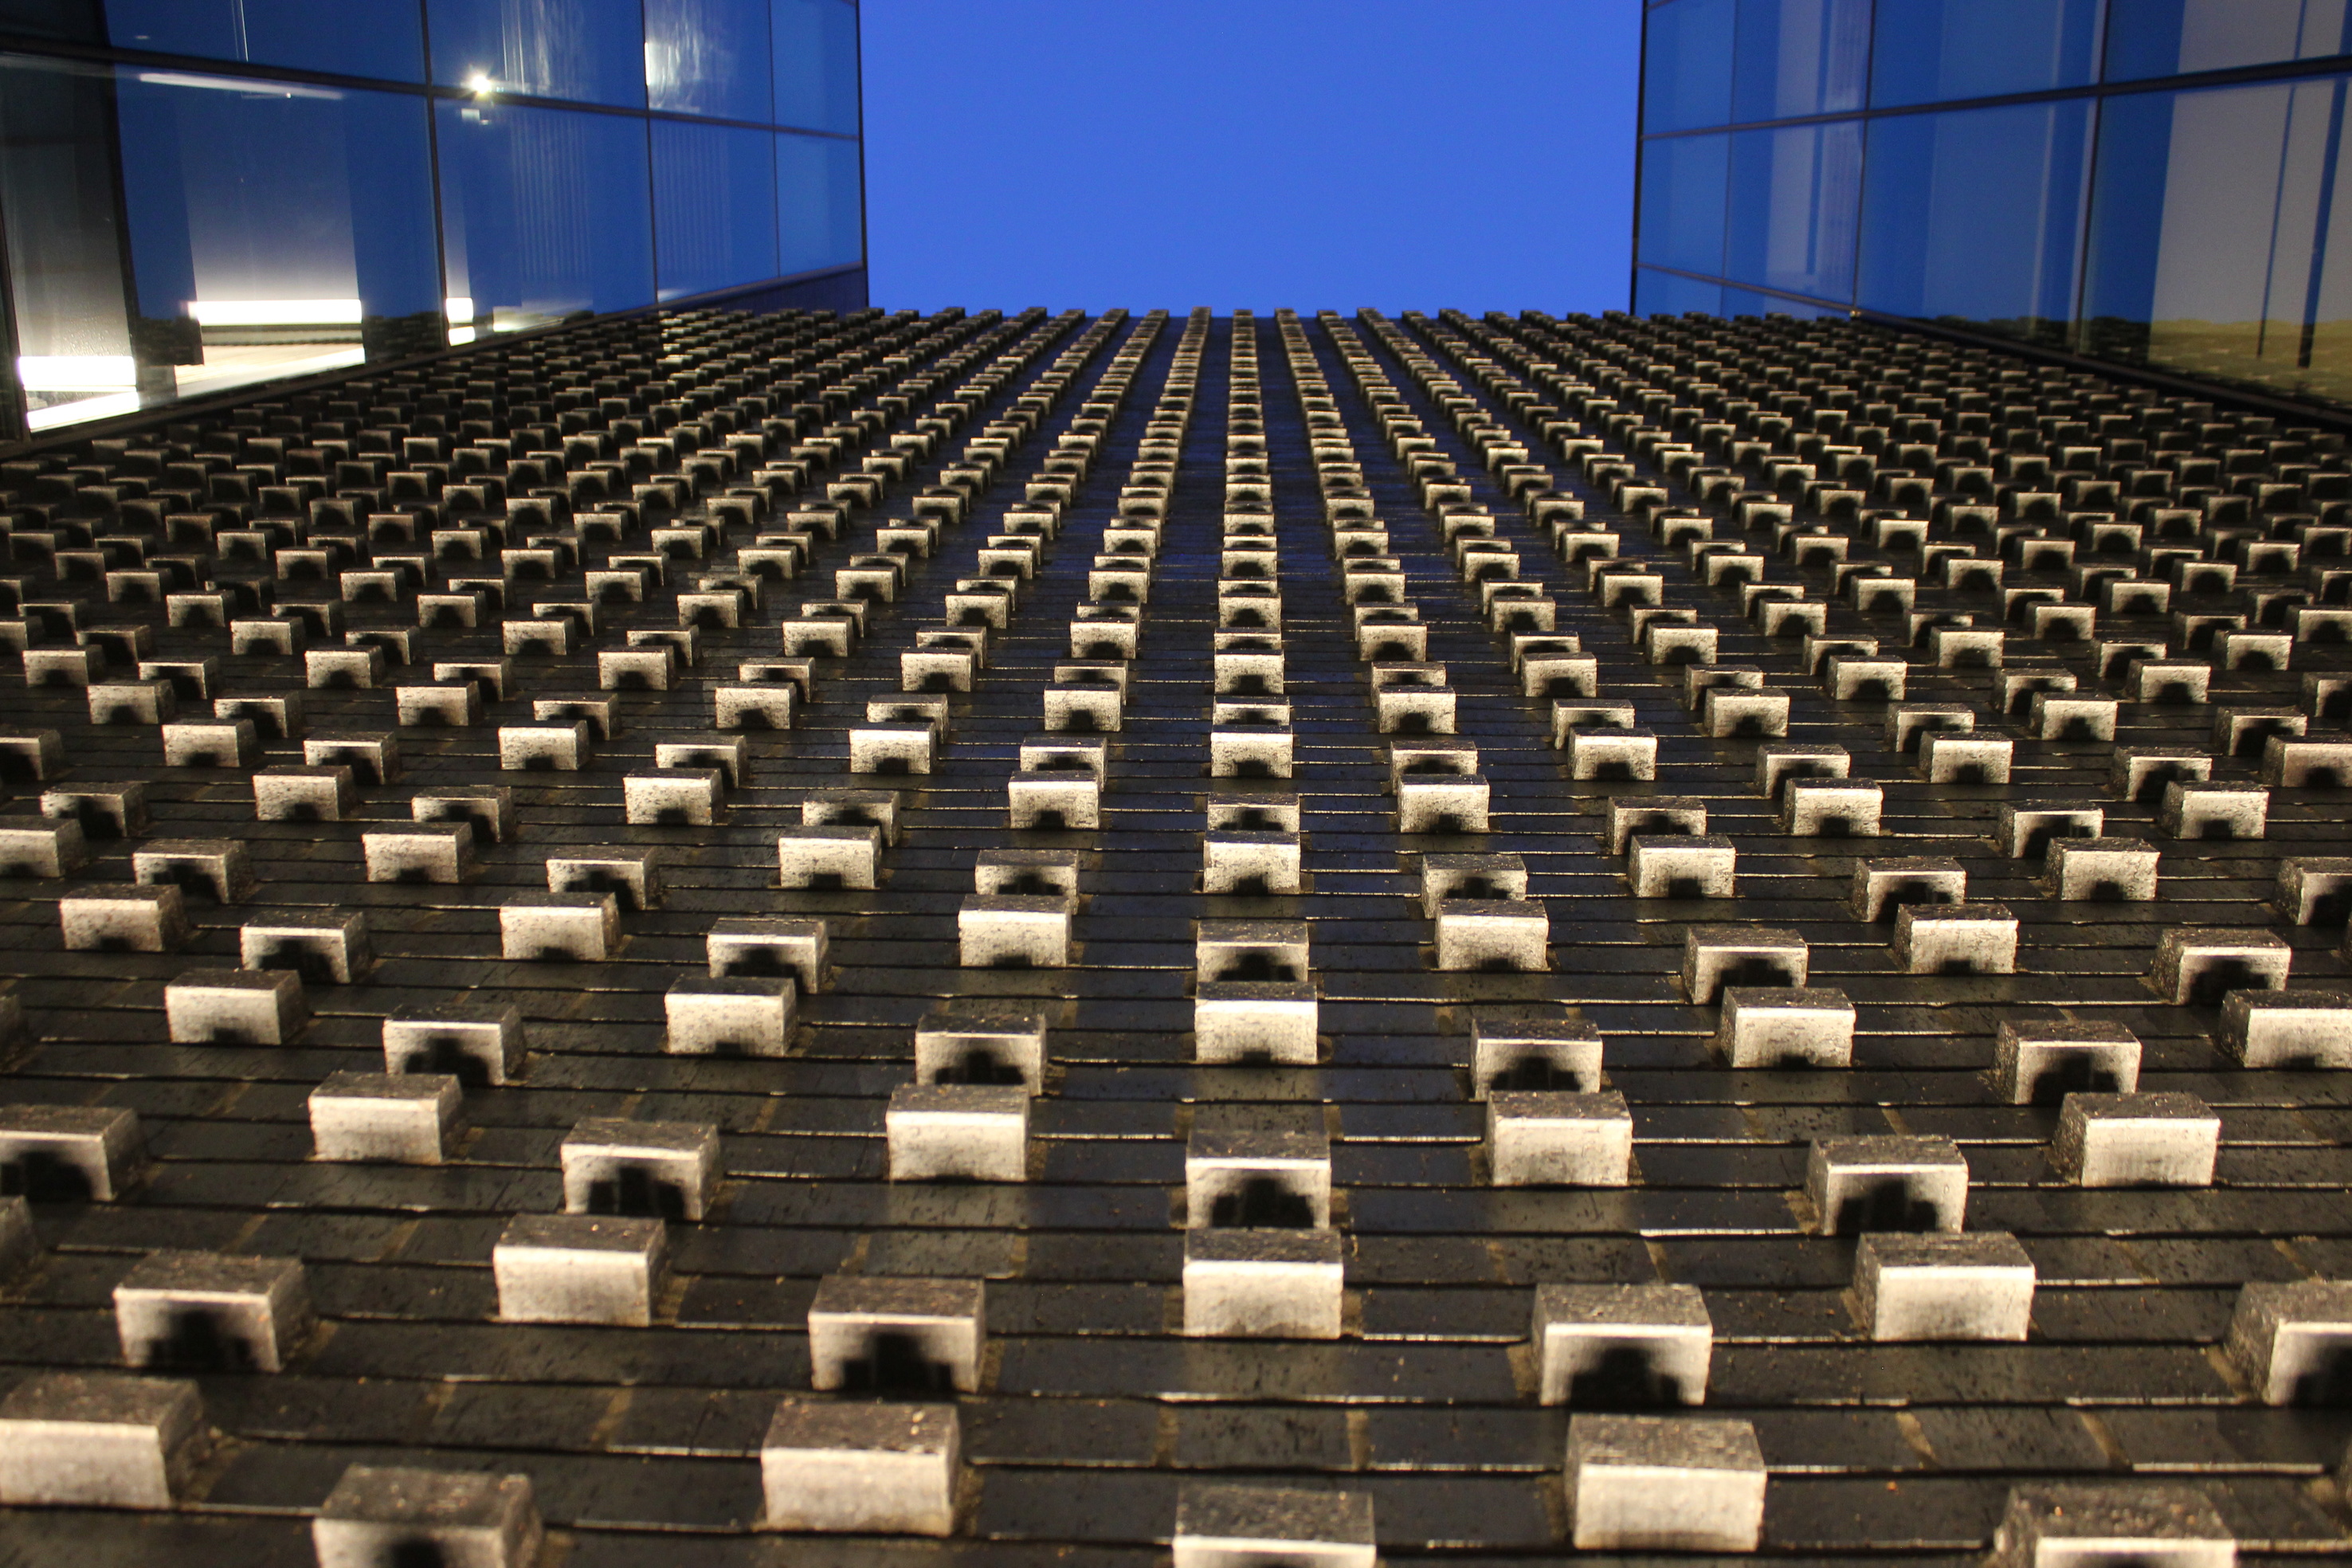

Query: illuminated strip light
[134,71,342,100]
[186,299,363,327]
[16,355,136,392]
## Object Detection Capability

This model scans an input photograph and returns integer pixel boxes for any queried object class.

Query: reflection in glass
[2107,0,2352,82]
[773,0,859,135]
[426,0,645,108]
[1868,0,2100,108]
[0,53,133,428]
[437,98,653,331]
[110,67,440,410]
[1724,120,1861,303]
[1637,267,1725,317]
[1857,100,2089,345]
[1722,284,1845,318]
[1637,132,1730,276]
[1731,0,1870,123]
[2083,78,2352,404]
[645,0,770,121]
[1643,0,1735,132]
[777,128,860,274]
[103,0,426,83]
[655,119,778,300]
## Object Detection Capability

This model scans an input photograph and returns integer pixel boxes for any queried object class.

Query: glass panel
[645,0,770,121]
[108,65,439,411]
[773,0,858,135]
[2082,78,2352,405]
[1642,0,1735,132]
[1868,0,2100,108]
[654,119,777,300]
[776,127,860,274]
[1856,100,2090,345]
[2107,0,2352,82]
[1723,120,1861,302]
[1723,284,1845,317]
[1731,0,1871,122]
[0,53,134,429]
[103,0,426,83]
[426,0,645,108]
[1637,132,1730,276]
[1637,267,1725,316]
[437,97,653,331]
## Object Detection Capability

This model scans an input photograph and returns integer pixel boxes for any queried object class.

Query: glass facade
[1637,0,2352,410]
[0,0,864,437]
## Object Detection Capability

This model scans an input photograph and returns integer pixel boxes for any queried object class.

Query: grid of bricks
[0,300,2344,1562]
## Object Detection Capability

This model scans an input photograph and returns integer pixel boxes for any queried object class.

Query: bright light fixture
[186,298,363,327]
[15,355,136,392]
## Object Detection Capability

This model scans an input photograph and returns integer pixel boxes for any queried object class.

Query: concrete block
[664,975,795,1056]
[1894,903,2018,974]
[1628,834,1736,897]
[1488,1091,1633,1186]
[499,892,619,962]
[915,1003,1047,1091]
[164,968,305,1045]
[708,917,827,993]
[1202,830,1302,894]
[1854,1231,2034,1341]
[1683,926,1807,1003]
[132,838,253,904]
[1186,1129,1332,1228]
[0,817,82,878]
[1995,1020,2142,1103]
[1470,1011,1604,1097]
[0,1373,202,1507]
[252,766,354,823]
[1605,797,1706,854]
[1563,727,1656,781]
[362,825,473,884]
[1997,806,2103,859]
[1565,1413,1766,1553]
[1173,1483,1374,1568]
[113,1250,311,1373]
[2053,1092,2219,1186]
[313,1464,542,1568]
[1919,731,2013,783]
[803,787,900,843]
[493,1213,666,1326]
[2047,837,2161,900]
[41,782,148,840]
[1850,857,1966,923]
[887,1084,1028,1182]
[1756,743,1849,798]
[1182,1227,1344,1339]
[958,895,1073,968]
[1805,1135,1969,1234]
[1533,1282,1713,1405]
[809,1275,986,1394]
[760,1400,959,1536]
[2225,1280,2352,1405]
[778,825,882,890]
[0,1103,143,1199]
[2160,782,2269,840]
[1434,899,1548,970]
[2151,927,2291,1005]
[2221,989,2352,1068]
[1716,988,1855,1068]
[559,1117,720,1220]
[1779,778,1881,836]
[308,1072,459,1163]
[383,1004,526,1085]
[1989,1484,2232,1568]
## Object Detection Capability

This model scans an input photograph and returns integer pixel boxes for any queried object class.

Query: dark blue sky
[860,0,1641,314]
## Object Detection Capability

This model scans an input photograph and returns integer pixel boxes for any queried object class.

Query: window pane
[1856,100,2089,345]
[655,119,777,300]
[0,53,134,428]
[1723,284,1845,317]
[1642,0,1735,133]
[1723,120,1861,302]
[2083,78,2352,405]
[1869,0,2100,108]
[645,0,770,121]
[773,0,858,135]
[1637,267,1724,316]
[1731,0,1871,123]
[437,98,653,327]
[776,129,860,274]
[0,1,101,41]
[427,0,645,108]
[2107,0,2352,82]
[111,67,439,405]
[104,0,426,83]
[1637,132,1729,276]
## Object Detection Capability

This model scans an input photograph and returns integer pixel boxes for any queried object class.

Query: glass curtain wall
[0,0,865,436]
[1637,0,2352,410]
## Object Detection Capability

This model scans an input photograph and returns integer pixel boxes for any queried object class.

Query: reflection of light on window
[134,71,341,100]
[445,296,476,322]
[28,392,143,431]
[466,71,495,96]
[186,299,363,327]
[645,42,678,97]
[15,355,136,392]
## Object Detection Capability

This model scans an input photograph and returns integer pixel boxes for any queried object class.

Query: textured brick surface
[0,303,2347,1559]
